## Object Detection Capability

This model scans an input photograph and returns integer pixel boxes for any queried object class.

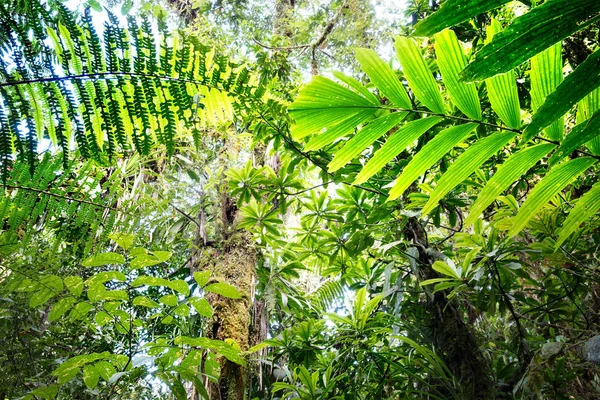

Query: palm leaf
[388,123,477,200]
[421,131,516,216]
[508,157,596,237]
[353,117,443,185]
[555,182,600,248]
[434,29,481,120]
[394,36,445,114]
[463,143,556,227]
[530,43,563,141]
[354,48,411,109]
[462,0,600,81]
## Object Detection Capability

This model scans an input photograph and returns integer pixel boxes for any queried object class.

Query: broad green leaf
[508,157,597,237]
[133,296,160,308]
[413,0,511,37]
[95,361,116,381]
[173,304,190,317]
[175,336,245,365]
[421,131,516,215]
[130,254,165,269]
[484,20,521,130]
[132,276,171,288]
[464,143,556,227]
[578,87,600,155]
[434,29,481,120]
[30,385,58,400]
[354,117,443,185]
[355,48,412,108]
[108,232,135,250]
[65,276,84,297]
[394,37,445,114]
[83,364,100,389]
[525,53,600,141]
[331,71,379,105]
[304,109,376,151]
[30,275,63,308]
[48,297,77,322]
[95,311,112,326]
[432,260,459,279]
[388,123,477,200]
[87,0,102,12]
[82,252,124,267]
[159,294,179,307]
[462,0,600,81]
[548,111,600,166]
[420,277,454,286]
[193,271,211,287]
[204,282,242,299]
[189,297,213,317]
[530,43,564,141]
[556,181,600,248]
[329,112,406,171]
[70,302,94,321]
[86,271,127,286]
[289,76,378,141]
[168,280,190,295]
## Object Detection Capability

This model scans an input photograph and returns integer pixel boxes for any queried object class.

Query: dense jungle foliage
[2,0,600,399]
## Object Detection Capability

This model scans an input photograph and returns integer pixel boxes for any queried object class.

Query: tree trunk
[404,217,493,399]
[192,190,256,400]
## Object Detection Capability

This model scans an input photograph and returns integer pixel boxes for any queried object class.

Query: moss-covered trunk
[192,191,256,400]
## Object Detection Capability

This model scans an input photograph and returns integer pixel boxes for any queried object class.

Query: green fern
[0,0,263,175]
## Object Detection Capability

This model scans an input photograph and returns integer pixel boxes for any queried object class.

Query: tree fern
[0,0,263,175]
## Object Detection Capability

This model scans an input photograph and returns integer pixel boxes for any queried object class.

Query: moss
[194,231,256,400]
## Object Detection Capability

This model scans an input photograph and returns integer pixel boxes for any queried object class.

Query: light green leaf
[95,311,112,326]
[413,0,511,37]
[87,0,102,12]
[204,282,242,299]
[548,111,600,166]
[168,280,190,295]
[82,252,124,267]
[420,277,455,286]
[556,181,600,248]
[388,123,477,200]
[525,50,600,141]
[462,0,600,81]
[303,109,376,152]
[64,276,84,297]
[329,112,406,171]
[83,364,100,390]
[432,260,460,279]
[108,232,135,250]
[193,271,211,288]
[159,294,179,307]
[189,297,213,317]
[354,117,443,185]
[484,20,521,130]
[30,385,58,400]
[508,157,597,237]
[464,143,556,227]
[30,275,63,308]
[331,71,379,104]
[422,131,516,215]
[70,302,93,321]
[173,304,190,317]
[289,76,378,141]
[130,254,164,269]
[48,297,77,322]
[133,296,160,308]
[434,29,482,120]
[530,43,564,141]
[354,48,412,108]
[394,36,445,114]
[95,361,116,381]
[175,336,245,365]
[86,271,126,286]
